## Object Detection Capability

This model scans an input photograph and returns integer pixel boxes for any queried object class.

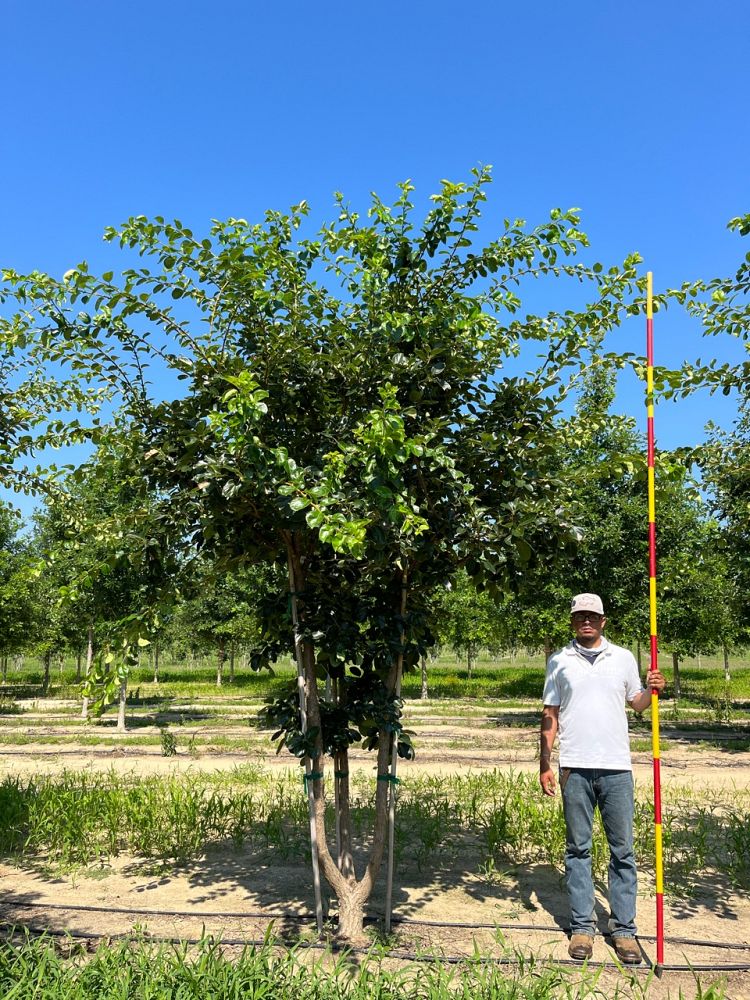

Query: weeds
[0,933,728,999]
[1,767,746,901]
[160,729,177,756]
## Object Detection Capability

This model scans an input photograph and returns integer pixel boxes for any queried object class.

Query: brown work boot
[568,934,594,960]
[613,937,642,965]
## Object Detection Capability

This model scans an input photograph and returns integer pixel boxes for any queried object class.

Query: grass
[1,766,748,901]
[2,932,724,1000]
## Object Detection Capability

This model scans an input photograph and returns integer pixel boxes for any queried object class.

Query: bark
[420,655,428,700]
[723,645,731,684]
[284,533,410,943]
[636,641,642,671]
[1,655,7,684]
[672,651,681,701]
[229,644,235,683]
[216,640,225,687]
[81,624,94,721]
[75,649,82,683]
[42,652,51,694]
[116,677,127,732]
[153,640,160,684]
[543,636,553,663]
[467,645,475,680]
[334,746,355,878]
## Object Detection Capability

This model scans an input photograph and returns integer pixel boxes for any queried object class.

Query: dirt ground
[1,710,749,998]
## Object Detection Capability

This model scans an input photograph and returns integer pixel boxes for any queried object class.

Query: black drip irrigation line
[2,923,750,973]
[3,901,749,954]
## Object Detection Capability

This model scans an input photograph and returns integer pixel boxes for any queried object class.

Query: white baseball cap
[571,593,604,616]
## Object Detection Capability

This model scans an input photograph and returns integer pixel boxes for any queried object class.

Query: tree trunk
[672,651,681,701]
[723,645,731,684]
[420,655,428,700]
[42,652,51,694]
[636,640,642,671]
[81,624,94,720]
[229,644,235,683]
[1,655,7,684]
[75,648,82,683]
[116,677,127,732]
[285,533,406,944]
[216,640,225,687]
[153,640,160,683]
[467,644,475,680]
[543,636,553,663]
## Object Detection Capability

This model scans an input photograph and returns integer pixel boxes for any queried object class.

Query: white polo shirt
[542,639,644,770]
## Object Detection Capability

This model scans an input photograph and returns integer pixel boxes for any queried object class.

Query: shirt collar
[573,637,609,656]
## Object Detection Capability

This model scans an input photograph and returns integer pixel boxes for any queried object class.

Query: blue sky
[2,0,749,518]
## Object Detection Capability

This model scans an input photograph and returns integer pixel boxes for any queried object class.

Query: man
[539,593,665,964]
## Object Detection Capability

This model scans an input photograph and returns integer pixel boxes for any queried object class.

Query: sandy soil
[1,708,749,998]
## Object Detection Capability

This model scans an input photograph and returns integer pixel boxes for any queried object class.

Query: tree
[171,561,274,686]
[701,403,750,650]
[0,501,36,679]
[32,438,177,727]
[1,170,644,940]
[670,212,750,661]
[435,570,501,677]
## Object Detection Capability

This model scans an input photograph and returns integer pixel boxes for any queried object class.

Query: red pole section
[646,271,664,969]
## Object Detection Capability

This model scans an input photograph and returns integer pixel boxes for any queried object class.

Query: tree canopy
[0,169,679,939]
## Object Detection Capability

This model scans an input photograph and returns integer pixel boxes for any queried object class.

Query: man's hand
[540,763,556,796]
[646,669,666,694]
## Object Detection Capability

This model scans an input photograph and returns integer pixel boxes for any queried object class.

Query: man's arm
[539,704,559,796]
[629,669,666,713]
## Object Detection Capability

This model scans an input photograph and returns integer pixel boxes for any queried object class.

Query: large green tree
[1,170,644,940]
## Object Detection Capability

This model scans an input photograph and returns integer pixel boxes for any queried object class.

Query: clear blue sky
[2,0,748,518]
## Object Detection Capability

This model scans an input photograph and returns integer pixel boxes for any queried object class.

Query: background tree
[0,501,36,682]
[171,561,274,686]
[435,570,502,678]
[701,403,750,652]
[32,438,177,727]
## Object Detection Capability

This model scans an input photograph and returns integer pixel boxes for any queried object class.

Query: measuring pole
[646,271,664,969]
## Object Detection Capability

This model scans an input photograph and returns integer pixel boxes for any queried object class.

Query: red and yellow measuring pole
[646,271,664,968]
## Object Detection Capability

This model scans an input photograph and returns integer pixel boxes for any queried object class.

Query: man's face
[571,611,606,645]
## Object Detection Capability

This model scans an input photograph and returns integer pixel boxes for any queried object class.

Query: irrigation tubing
[3,902,749,953]
[2,923,750,973]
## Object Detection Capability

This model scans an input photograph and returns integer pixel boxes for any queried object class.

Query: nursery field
[1,653,750,998]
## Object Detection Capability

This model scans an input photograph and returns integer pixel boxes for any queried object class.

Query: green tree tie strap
[334,770,349,778]
[377,773,401,784]
[302,770,325,792]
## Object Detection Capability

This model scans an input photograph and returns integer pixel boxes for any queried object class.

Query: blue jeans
[560,768,637,938]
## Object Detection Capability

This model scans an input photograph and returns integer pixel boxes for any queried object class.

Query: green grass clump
[0,933,729,999]
[2,767,748,902]
[0,768,308,866]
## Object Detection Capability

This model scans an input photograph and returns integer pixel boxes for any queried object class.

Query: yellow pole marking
[651,692,661,755]
[654,823,664,894]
